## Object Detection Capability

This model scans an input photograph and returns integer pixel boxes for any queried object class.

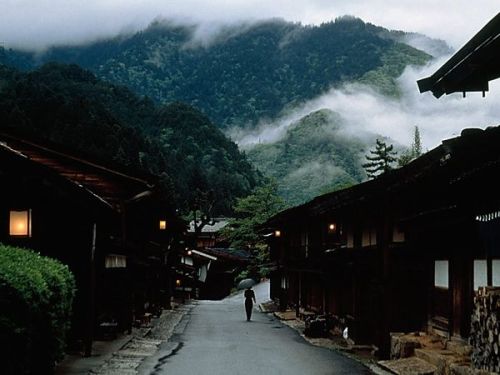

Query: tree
[362,138,397,179]
[222,180,286,279]
[413,125,422,157]
[398,126,423,167]
[189,188,216,236]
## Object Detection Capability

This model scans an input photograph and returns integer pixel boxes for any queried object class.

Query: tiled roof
[203,247,251,262]
[188,218,230,233]
[0,133,155,211]
[265,126,500,226]
[418,12,500,98]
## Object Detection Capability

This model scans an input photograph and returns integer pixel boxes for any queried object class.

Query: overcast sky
[0,1,498,51]
[2,1,499,150]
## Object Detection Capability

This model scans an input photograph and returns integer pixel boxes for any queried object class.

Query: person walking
[244,287,256,321]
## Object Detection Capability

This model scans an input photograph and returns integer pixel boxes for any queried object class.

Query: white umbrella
[237,278,257,290]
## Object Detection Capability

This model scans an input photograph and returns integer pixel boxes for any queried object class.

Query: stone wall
[470,287,500,373]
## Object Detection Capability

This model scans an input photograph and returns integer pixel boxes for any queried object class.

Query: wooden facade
[0,133,183,355]
[266,127,500,356]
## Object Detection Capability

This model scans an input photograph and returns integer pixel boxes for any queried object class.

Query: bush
[0,243,76,374]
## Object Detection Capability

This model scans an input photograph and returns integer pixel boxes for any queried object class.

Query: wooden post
[84,223,97,357]
[295,271,301,317]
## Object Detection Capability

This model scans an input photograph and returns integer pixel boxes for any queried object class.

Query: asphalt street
[141,282,372,375]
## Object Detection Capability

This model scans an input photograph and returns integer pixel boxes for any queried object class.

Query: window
[9,209,32,237]
[493,260,500,286]
[362,227,377,247]
[434,260,449,289]
[281,275,289,289]
[347,230,354,248]
[392,225,405,243]
[181,256,194,266]
[105,255,127,268]
[301,231,309,258]
[473,260,487,290]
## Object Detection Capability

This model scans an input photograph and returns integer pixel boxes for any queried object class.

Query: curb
[57,304,192,375]
[261,305,391,375]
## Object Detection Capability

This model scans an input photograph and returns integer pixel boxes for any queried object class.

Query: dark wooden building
[266,12,500,357]
[265,126,500,356]
[0,132,183,355]
[418,12,500,98]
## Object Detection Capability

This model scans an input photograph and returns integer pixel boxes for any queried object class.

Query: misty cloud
[0,1,497,51]
[285,161,348,185]
[233,56,500,152]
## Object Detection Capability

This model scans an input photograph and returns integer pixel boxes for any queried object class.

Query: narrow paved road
[141,282,372,375]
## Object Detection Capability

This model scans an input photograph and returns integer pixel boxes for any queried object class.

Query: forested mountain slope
[1,17,431,128]
[246,109,373,205]
[0,63,260,214]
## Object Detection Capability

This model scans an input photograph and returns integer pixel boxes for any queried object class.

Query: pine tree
[413,126,422,158]
[398,126,423,167]
[363,138,397,179]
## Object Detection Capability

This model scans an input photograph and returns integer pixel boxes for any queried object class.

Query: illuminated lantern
[274,230,281,237]
[159,220,167,230]
[176,279,181,287]
[328,223,336,232]
[9,210,31,237]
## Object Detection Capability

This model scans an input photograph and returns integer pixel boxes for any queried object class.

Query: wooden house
[265,126,500,356]
[0,132,183,355]
[266,13,500,357]
[418,12,500,98]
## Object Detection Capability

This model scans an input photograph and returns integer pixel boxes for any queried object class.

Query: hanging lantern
[9,209,32,237]
[159,220,167,230]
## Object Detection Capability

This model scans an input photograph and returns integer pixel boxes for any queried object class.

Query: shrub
[0,243,76,374]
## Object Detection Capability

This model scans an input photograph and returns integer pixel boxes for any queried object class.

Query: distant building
[184,218,251,299]
[187,218,230,249]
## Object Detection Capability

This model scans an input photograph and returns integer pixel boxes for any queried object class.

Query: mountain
[246,109,375,205]
[245,109,405,205]
[0,17,431,129]
[0,63,260,214]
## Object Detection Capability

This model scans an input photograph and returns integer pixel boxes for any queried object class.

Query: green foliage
[247,109,367,205]
[362,138,397,178]
[224,180,286,279]
[0,243,76,374]
[225,179,286,249]
[357,43,430,97]
[152,102,261,214]
[1,17,430,129]
[0,63,260,215]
